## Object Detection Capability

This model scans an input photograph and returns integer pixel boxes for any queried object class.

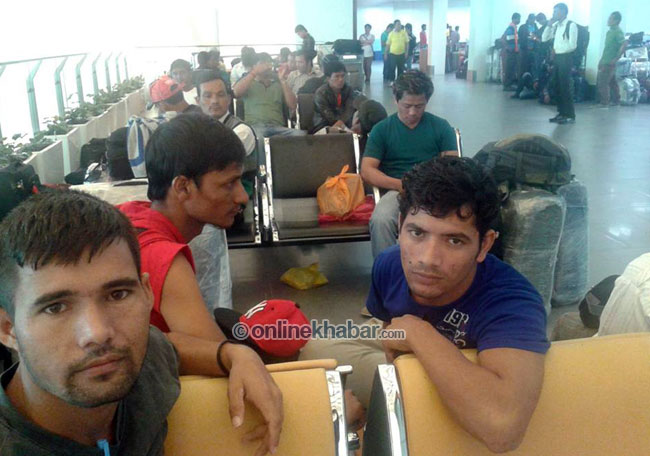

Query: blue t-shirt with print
[366,245,550,354]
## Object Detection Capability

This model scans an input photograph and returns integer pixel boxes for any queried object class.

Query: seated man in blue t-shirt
[300,156,549,453]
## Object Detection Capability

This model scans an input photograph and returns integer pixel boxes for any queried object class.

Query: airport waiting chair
[363,332,650,455]
[297,93,316,131]
[164,360,359,456]
[225,173,263,248]
[261,133,372,245]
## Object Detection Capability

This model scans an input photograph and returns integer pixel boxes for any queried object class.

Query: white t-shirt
[598,253,650,336]
[359,33,375,58]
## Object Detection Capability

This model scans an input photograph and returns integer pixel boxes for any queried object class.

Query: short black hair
[405,23,412,31]
[295,24,307,33]
[197,51,210,68]
[399,157,500,240]
[455,26,459,31]
[393,70,434,101]
[387,23,394,29]
[422,24,426,29]
[241,47,258,68]
[611,11,622,23]
[257,52,272,64]
[365,24,371,29]
[279,47,291,62]
[193,70,231,98]
[160,90,184,105]
[554,3,568,15]
[324,60,346,77]
[294,49,315,64]
[170,59,191,73]
[146,114,245,201]
[0,190,141,318]
[512,13,521,21]
[536,12,547,21]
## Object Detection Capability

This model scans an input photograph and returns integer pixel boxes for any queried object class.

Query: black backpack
[474,134,572,191]
[0,161,41,222]
[333,39,362,55]
[565,21,590,67]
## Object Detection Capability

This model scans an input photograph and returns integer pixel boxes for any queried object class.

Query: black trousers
[503,50,519,87]
[387,53,405,81]
[553,52,575,119]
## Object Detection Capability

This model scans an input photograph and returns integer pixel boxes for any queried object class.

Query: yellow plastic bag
[280,263,329,290]
[317,165,365,218]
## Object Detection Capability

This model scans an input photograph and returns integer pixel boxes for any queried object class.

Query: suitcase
[500,188,566,314]
[552,180,589,307]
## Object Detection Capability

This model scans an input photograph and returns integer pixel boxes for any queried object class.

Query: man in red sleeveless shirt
[119,114,282,455]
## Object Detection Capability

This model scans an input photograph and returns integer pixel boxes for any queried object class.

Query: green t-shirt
[243,79,286,127]
[364,112,457,180]
[600,25,625,65]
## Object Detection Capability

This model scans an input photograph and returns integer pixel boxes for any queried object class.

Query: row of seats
[164,333,650,455]
[232,126,463,249]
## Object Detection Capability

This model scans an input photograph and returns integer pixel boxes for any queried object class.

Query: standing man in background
[295,25,315,54]
[381,23,395,82]
[359,24,375,83]
[597,11,626,107]
[385,20,409,82]
[502,13,521,90]
[419,24,428,71]
[405,23,417,70]
[543,2,577,124]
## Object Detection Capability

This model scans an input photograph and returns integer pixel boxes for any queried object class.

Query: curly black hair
[392,70,434,101]
[398,156,500,239]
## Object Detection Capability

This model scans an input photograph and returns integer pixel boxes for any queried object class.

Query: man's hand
[381,314,430,362]
[344,389,366,431]
[222,344,284,456]
[277,64,289,81]
[252,61,272,77]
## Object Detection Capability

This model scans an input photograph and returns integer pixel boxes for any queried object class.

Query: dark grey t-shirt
[0,326,180,455]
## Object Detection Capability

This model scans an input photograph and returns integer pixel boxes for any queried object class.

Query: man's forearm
[361,166,402,191]
[408,325,539,453]
[280,80,297,111]
[232,71,255,98]
[165,331,226,377]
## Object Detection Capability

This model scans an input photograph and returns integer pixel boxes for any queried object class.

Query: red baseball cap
[149,75,185,104]
[239,300,311,357]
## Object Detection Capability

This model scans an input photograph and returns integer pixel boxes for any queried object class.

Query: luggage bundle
[475,134,588,313]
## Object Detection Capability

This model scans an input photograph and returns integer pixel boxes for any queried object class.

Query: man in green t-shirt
[361,70,458,258]
[597,11,627,107]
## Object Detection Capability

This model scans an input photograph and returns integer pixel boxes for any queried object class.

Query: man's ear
[140,273,154,313]
[476,229,497,263]
[0,309,17,352]
[170,176,193,202]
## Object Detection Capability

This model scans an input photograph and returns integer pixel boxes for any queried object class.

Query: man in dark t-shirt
[295,24,315,54]
[361,70,457,257]
[300,157,548,453]
[0,189,283,455]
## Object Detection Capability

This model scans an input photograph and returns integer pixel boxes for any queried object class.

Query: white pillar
[467,0,493,82]
[429,0,448,76]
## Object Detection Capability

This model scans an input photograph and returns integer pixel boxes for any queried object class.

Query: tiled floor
[230,63,650,336]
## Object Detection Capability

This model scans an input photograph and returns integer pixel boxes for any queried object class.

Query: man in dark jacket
[312,60,361,134]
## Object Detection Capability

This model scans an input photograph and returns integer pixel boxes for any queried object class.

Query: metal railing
[0,52,129,136]
[0,42,320,139]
